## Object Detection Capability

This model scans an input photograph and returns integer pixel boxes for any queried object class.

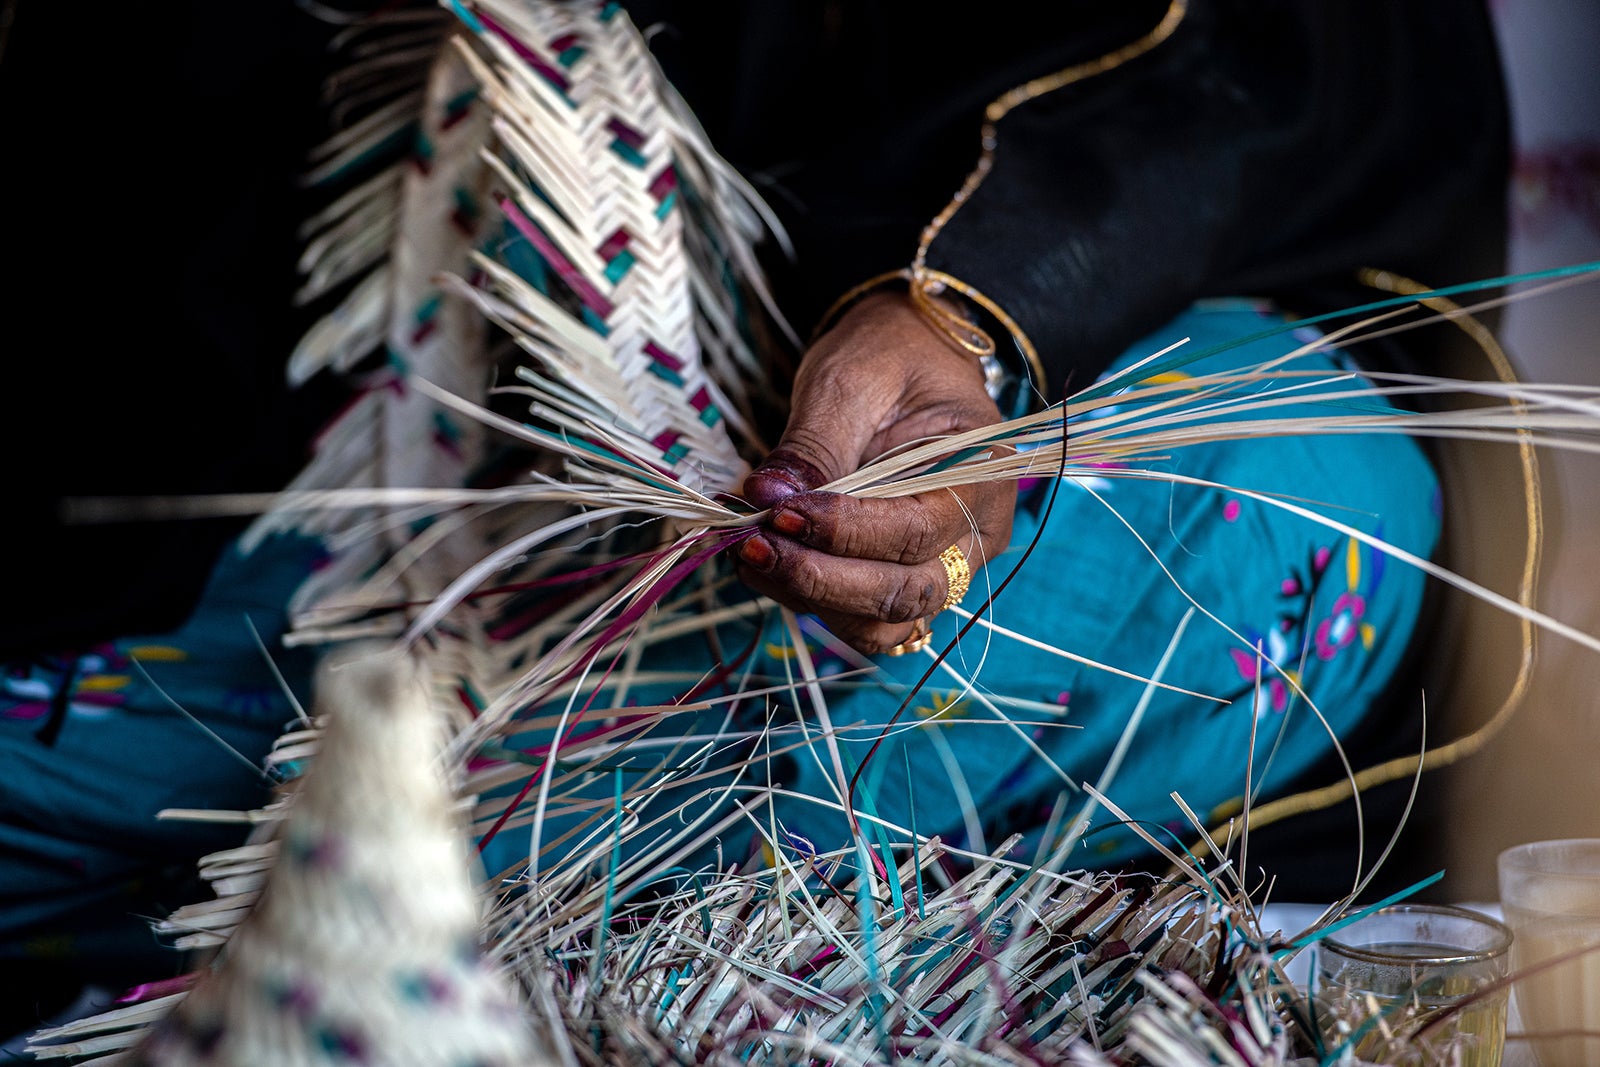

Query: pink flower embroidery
[1229,647,1290,714]
[1314,592,1366,660]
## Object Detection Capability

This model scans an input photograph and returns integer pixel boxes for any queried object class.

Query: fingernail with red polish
[739,533,776,571]
[771,509,807,538]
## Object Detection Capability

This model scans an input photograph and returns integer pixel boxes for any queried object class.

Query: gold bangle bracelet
[812,268,1047,410]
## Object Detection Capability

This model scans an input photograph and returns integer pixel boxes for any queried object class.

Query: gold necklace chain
[906,0,1189,361]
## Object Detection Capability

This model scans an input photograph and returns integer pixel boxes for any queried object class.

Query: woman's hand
[736,290,1015,655]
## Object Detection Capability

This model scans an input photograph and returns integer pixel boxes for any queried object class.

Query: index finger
[767,484,1011,566]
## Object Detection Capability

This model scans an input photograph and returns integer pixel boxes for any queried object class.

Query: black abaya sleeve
[926,1,1509,399]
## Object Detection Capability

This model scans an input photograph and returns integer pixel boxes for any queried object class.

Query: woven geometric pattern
[444,0,786,495]
[125,648,544,1067]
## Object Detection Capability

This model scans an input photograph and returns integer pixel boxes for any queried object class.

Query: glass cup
[1315,903,1512,1067]
[1497,838,1600,1067]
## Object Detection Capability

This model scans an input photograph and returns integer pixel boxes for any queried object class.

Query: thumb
[741,364,889,510]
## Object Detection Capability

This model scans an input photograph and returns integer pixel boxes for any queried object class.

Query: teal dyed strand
[448,0,485,34]
[604,248,638,284]
[1280,869,1446,954]
[874,824,905,922]
[852,841,895,1065]
[608,138,648,168]
[905,749,926,923]
[588,769,626,991]
[1077,260,1600,403]
[317,122,417,186]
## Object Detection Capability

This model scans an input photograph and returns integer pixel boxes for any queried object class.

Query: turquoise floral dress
[2,301,1439,975]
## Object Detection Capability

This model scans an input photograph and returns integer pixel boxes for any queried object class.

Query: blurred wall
[1440,0,1600,901]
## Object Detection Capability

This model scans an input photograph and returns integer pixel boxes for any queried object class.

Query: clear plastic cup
[1498,838,1600,1067]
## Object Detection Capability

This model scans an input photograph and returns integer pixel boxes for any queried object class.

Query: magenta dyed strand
[473,9,571,93]
[500,198,614,318]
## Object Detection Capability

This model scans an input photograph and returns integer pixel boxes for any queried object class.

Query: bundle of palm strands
[30,0,1600,1064]
[26,646,1507,1067]
[25,643,1324,1067]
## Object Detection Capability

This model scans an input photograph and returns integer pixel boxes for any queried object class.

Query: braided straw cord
[1200,268,1545,848]
[445,0,783,494]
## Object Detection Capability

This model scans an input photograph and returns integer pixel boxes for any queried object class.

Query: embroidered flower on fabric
[1310,537,1381,662]
[1228,635,1299,716]
[1314,591,1369,660]
[914,691,970,722]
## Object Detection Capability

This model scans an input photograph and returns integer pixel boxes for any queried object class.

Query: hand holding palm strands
[734,291,1015,655]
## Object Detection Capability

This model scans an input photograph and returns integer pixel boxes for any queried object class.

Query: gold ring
[887,617,933,656]
[938,544,971,611]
